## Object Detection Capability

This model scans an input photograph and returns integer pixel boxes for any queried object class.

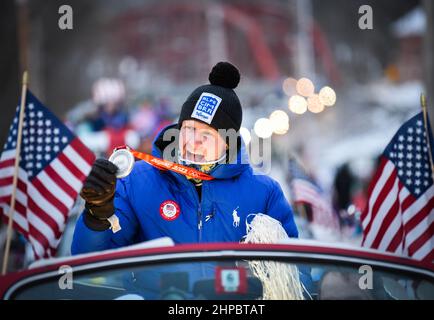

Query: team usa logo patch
[160,200,181,221]
[191,92,222,124]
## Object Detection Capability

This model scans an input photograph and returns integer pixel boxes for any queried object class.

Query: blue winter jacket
[71,125,298,255]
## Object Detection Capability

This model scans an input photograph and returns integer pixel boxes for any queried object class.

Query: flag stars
[415,188,421,195]
[407,127,414,134]
[37,111,43,118]
[406,178,412,185]
[61,136,68,143]
[398,135,404,142]
[28,103,34,110]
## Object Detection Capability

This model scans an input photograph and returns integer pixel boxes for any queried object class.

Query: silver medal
[108,148,134,178]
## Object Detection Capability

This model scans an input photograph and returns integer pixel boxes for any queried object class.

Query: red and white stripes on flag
[0,141,93,259]
[288,159,340,231]
[291,178,340,230]
[361,113,434,263]
[0,91,95,260]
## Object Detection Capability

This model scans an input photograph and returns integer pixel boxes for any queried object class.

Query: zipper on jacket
[190,181,203,243]
[197,206,203,242]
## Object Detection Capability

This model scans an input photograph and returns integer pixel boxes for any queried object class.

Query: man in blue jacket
[71,62,298,255]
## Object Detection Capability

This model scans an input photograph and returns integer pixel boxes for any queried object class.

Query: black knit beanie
[178,62,242,133]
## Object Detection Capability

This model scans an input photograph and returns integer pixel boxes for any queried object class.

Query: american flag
[361,112,434,262]
[0,90,95,259]
[288,158,339,230]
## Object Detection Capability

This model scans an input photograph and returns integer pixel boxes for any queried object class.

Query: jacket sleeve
[265,179,299,238]
[71,178,140,255]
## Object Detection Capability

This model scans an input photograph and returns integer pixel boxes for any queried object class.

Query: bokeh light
[307,94,325,113]
[296,77,315,97]
[282,77,297,96]
[254,118,273,139]
[239,127,252,145]
[319,86,336,107]
[269,110,289,135]
[289,95,308,114]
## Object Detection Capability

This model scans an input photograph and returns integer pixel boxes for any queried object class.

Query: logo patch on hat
[160,200,181,221]
[191,92,222,124]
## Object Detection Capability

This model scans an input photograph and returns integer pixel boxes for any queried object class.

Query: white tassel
[243,214,305,300]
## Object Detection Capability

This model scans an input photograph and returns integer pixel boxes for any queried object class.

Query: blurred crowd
[66,77,176,158]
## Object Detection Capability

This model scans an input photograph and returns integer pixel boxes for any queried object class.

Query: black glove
[80,158,118,231]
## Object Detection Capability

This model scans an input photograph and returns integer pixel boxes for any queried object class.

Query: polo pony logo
[232,206,240,227]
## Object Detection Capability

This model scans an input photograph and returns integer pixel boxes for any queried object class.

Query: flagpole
[2,71,28,275]
[420,93,434,181]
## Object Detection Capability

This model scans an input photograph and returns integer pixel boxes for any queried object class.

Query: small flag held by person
[361,107,434,262]
[0,89,95,262]
[288,158,339,231]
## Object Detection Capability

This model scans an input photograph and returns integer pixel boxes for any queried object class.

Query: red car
[0,238,433,300]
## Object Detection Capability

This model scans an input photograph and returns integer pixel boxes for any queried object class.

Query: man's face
[179,120,227,163]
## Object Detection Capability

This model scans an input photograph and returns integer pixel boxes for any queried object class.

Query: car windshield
[9,258,434,300]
